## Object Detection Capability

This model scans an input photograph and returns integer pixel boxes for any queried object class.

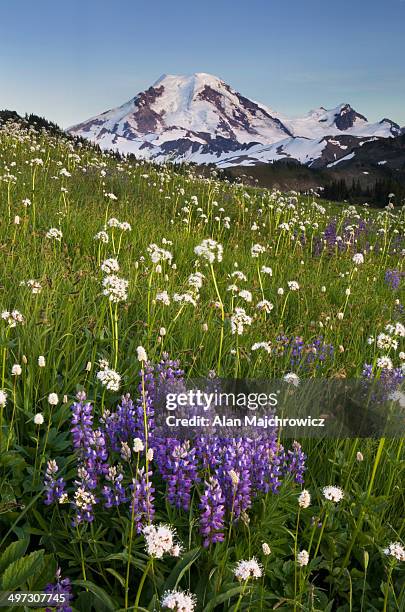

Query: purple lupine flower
[104,394,138,451]
[70,392,93,453]
[44,568,73,612]
[154,439,199,511]
[362,362,404,403]
[274,335,334,372]
[200,477,225,547]
[135,353,185,442]
[283,441,306,484]
[194,436,222,471]
[44,460,67,505]
[44,354,309,546]
[314,217,376,257]
[216,439,252,519]
[102,466,128,508]
[129,467,155,533]
[385,269,404,290]
[87,428,109,481]
[71,392,108,491]
[251,437,283,494]
[71,467,98,525]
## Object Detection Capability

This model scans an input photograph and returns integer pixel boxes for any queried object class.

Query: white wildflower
[11,364,22,376]
[96,367,121,391]
[0,390,7,407]
[298,489,311,509]
[251,244,266,258]
[137,346,148,362]
[297,550,309,566]
[233,557,263,581]
[161,589,196,612]
[48,393,59,406]
[352,253,364,265]
[34,413,44,425]
[133,438,144,453]
[143,524,179,559]
[100,258,120,274]
[102,275,128,303]
[46,228,63,241]
[194,239,223,264]
[230,307,252,335]
[384,542,405,562]
[322,485,344,503]
[283,372,300,387]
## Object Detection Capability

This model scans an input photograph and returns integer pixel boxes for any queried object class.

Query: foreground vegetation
[0,117,404,611]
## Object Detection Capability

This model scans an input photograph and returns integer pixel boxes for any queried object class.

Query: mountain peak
[68,73,400,167]
[153,72,223,87]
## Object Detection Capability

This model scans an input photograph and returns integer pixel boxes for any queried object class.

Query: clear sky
[1,0,404,128]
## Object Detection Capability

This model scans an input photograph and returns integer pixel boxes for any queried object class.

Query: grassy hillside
[0,117,404,611]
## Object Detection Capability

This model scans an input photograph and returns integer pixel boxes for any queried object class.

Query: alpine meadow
[0,110,404,612]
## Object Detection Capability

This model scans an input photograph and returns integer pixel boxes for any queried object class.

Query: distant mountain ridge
[67,73,402,169]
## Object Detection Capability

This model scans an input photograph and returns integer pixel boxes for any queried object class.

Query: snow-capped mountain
[68,73,401,168]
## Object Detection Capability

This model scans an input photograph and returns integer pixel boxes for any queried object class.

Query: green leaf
[202,586,246,611]
[0,538,29,574]
[106,551,148,572]
[105,567,126,588]
[72,580,117,611]
[29,554,57,590]
[164,547,200,591]
[1,549,45,590]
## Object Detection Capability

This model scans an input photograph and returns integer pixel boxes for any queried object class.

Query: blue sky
[1,0,404,127]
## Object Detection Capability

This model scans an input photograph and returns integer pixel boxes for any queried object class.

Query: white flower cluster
[0,389,7,407]
[143,524,181,559]
[102,274,128,303]
[94,230,109,243]
[156,290,171,305]
[194,239,223,264]
[230,307,252,335]
[376,356,393,370]
[384,541,405,562]
[251,243,266,258]
[148,243,173,264]
[352,253,364,265]
[74,487,96,510]
[46,227,63,241]
[107,217,132,231]
[137,346,148,362]
[256,300,273,313]
[238,289,252,303]
[20,279,42,294]
[161,589,196,612]
[298,489,311,508]
[173,293,198,307]
[297,550,309,566]
[100,258,120,274]
[96,361,121,391]
[188,272,204,290]
[231,270,247,282]
[261,266,273,276]
[367,321,404,372]
[1,310,25,327]
[283,372,300,387]
[322,485,344,503]
[233,557,263,581]
[251,341,272,354]
[376,333,398,351]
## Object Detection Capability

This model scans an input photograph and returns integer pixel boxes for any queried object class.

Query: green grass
[0,120,404,611]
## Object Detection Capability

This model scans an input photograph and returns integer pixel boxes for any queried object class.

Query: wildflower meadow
[0,118,404,611]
